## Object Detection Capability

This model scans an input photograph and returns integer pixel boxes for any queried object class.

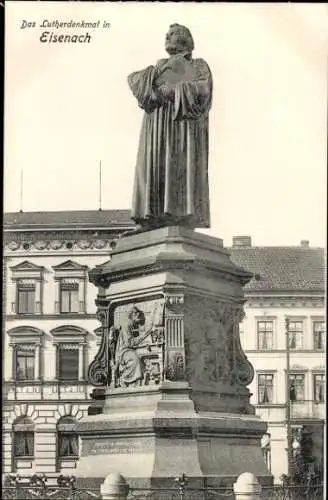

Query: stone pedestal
[75,226,272,489]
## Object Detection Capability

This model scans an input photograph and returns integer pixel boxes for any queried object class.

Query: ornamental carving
[89,299,165,388]
[77,240,91,249]
[93,239,107,249]
[50,240,63,250]
[184,298,254,389]
[7,241,20,251]
[33,240,48,250]
[88,302,111,386]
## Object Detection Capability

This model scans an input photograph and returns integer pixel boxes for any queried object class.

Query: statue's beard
[166,43,185,56]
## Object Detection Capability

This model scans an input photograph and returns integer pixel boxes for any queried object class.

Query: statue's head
[165,24,194,56]
[128,306,146,327]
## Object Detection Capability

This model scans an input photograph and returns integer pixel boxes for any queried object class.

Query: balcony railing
[256,400,325,422]
[11,302,41,314]
[290,400,325,420]
[54,301,86,314]
[4,380,90,401]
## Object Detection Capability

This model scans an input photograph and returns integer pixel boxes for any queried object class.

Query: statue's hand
[155,60,173,78]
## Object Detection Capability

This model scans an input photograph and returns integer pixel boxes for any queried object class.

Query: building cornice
[245,295,324,308]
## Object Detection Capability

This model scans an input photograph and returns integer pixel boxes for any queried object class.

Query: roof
[3,211,325,292]
[229,246,325,292]
[3,210,134,230]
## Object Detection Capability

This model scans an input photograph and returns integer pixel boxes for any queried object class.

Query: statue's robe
[128,55,212,228]
[114,326,142,386]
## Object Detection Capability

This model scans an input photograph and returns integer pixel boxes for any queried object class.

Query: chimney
[232,236,252,248]
[300,240,310,248]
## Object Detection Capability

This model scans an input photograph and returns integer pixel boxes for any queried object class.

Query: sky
[4,2,328,247]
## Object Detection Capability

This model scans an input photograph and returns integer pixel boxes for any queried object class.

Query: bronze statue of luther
[127,24,212,231]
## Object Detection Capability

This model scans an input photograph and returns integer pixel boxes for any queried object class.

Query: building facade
[3,214,325,482]
[229,236,325,482]
[2,210,134,478]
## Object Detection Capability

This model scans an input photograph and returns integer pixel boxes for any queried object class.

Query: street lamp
[285,317,293,478]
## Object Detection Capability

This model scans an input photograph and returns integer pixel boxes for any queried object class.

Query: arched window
[13,416,35,458]
[57,416,79,459]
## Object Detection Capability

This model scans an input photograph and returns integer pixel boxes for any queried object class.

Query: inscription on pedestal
[84,437,153,456]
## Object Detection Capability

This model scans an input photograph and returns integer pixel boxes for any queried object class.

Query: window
[60,282,79,313]
[57,346,79,381]
[313,322,325,350]
[52,261,88,314]
[17,283,35,314]
[258,374,274,404]
[289,374,305,401]
[57,417,79,459]
[13,417,34,458]
[288,321,303,349]
[15,347,35,381]
[314,374,325,402]
[261,433,271,472]
[257,321,273,350]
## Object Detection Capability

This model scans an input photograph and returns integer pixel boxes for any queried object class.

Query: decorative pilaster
[34,344,40,380]
[164,294,185,381]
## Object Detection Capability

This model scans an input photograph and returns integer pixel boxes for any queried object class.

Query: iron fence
[2,475,324,500]
[2,475,101,500]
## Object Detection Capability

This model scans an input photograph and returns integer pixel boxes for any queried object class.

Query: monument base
[80,226,273,493]
[75,383,272,491]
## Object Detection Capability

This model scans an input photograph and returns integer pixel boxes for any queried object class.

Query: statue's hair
[128,306,145,326]
[168,23,194,53]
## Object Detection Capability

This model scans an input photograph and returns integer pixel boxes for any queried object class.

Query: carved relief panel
[184,296,254,392]
[89,297,165,389]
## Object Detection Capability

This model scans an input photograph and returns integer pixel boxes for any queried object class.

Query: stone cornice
[3,229,130,254]
[245,295,324,308]
[5,313,96,320]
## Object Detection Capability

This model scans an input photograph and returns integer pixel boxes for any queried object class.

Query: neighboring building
[3,214,325,482]
[229,236,325,482]
[2,210,134,477]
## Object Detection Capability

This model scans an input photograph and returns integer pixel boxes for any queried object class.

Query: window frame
[287,320,304,350]
[313,373,325,402]
[57,345,80,381]
[8,327,44,382]
[289,373,306,402]
[56,416,79,471]
[312,321,325,351]
[15,346,36,381]
[52,261,88,315]
[16,283,36,315]
[257,372,275,405]
[51,326,87,382]
[59,282,80,314]
[10,261,44,316]
[13,417,35,459]
[256,320,274,350]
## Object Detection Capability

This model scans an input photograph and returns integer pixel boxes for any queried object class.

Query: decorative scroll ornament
[231,305,254,386]
[88,305,111,386]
